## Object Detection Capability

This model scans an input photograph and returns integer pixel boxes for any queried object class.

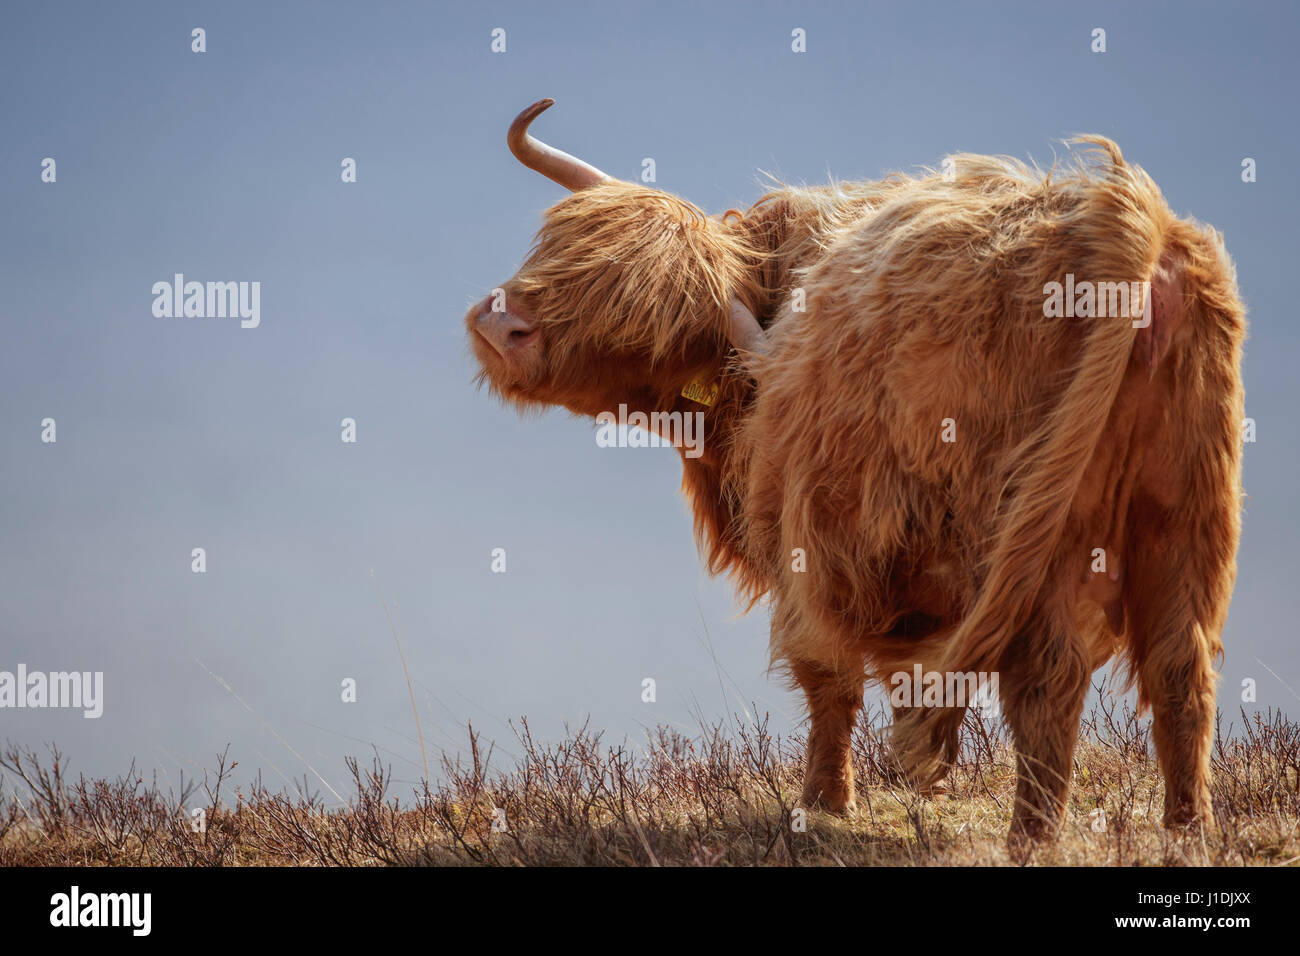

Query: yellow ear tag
[681,375,719,406]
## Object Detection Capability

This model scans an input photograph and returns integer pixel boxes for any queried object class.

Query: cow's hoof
[1007,819,1056,865]
[1162,798,1211,830]
[1007,830,1037,866]
[800,783,855,815]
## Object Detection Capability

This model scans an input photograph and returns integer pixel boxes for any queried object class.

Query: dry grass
[2,693,1298,866]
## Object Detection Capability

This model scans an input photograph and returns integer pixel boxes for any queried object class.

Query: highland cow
[467,99,1246,856]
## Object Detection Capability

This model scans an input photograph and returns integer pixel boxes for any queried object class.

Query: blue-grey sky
[2,0,1297,799]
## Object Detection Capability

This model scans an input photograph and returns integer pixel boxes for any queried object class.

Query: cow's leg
[889,699,964,795]
[1001,612,1091,859]
[1126,520,1221,829]
[792,658,864,813]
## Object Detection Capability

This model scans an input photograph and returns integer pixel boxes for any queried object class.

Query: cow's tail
[893,137,1168,785]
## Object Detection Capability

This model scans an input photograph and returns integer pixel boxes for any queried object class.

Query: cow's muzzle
[472,296,539,359]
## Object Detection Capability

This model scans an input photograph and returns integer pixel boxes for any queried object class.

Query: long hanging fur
[472,135,1246,843]
[885,139,1172,782]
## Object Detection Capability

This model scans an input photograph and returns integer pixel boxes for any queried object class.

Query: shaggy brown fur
[467,137,1246,855]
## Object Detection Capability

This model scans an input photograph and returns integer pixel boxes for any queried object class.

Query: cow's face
[467,100,767,418]
[467,183,749,416]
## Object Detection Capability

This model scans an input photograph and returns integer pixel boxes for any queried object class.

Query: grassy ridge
[2,697,1297,866]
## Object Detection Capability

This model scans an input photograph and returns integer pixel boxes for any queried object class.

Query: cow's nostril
[474,308,538,359]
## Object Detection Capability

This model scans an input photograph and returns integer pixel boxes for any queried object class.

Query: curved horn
[726,298,770,356]
[508,98,610,192]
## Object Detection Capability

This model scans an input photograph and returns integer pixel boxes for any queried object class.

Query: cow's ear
[726,298,769,356]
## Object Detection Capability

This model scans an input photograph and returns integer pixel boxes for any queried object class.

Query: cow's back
[735,143,1227,674]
